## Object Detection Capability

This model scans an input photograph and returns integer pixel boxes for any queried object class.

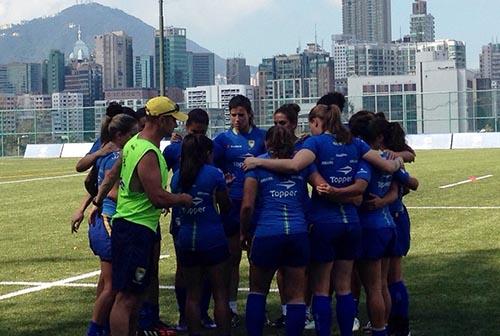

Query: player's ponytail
[179,134,213,192]
[309,104,352,144]
[107,114,137,141]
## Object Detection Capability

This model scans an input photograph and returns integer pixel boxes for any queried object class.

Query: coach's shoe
[304,314,315,330]
[201,315,217,329]
[353,317,360,332]
[271,315,286,328]
[363,321,372,334]
[231,312,240,328]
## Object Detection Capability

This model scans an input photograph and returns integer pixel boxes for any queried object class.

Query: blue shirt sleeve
[354,137,371,157]
[245,169,258,180]
[393,168,411,185]
[302,136,319,155]
[163,142,178,172]
[355,160,371,182]
[88,138,101,155]
[213,134,225,169]
[214,168,227,191]
[170,172,180,193]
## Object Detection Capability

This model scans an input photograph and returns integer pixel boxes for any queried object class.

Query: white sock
[229,301,238,314]
[282,304,287,316]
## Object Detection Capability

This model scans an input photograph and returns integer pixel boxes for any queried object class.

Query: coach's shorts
[361,227,397,260]
[155,222,162,242]
[392,206,411,257]
[310,222,362,262]
[111,218,156,293]
[250,233,310,269]
[221,199,242,237]
[88,214,112,262]
[177,244,230,268]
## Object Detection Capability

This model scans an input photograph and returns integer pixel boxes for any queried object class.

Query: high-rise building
[257,43,334,125]
[480,43,500,85]
[51,92,84,142]
[155,27,189,90]
[342,0,391,43]
[410,0,435,43]
[0,63,43,95]
[94,31,133,89]
[188,52,215,87]
[226,58,251,85]
[134,55,155,88]
[47,50,65,95]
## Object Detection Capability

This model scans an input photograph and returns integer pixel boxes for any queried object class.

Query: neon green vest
[113,134,168,232]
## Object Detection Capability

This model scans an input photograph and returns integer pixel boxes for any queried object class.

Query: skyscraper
[94,31,133,89]
[0,63,43,95]
[188,52,215,87]
[480,43,500,85]
[226,58,251,85]
[342,0,392,43]
[155,27,189,90]
[47,50,65,95]
[134,55,155,88]
[410,0,435,43]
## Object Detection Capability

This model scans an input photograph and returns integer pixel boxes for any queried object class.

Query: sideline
[0,173,84,185]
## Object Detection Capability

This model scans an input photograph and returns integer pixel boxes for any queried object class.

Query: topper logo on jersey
[337,166,353,175]
[271,180,298,198]
[330,166,354,184]
[183,197,206,215]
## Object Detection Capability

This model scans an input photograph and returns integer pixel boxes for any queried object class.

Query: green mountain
[0,2,229,75]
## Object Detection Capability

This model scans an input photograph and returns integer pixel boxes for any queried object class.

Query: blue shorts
[250,233,310,269]
[221,199,242,237]
[88,214,112,262]
[176,244,230,268]
[111,218,157,293]
[361,227,397,260]
[392,206,411,257]
[310,222,362,262]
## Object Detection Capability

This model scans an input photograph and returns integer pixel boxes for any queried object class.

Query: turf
[0,150,499,335]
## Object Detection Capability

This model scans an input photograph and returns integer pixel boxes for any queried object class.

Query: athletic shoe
[175,317,187,333]
[353,317,360,332]
[363,321,372,334]
[271,315,286,328]
[304,314,316,330]
[137,326,176,336]
[201,316,217,329]
[231,312,240,328]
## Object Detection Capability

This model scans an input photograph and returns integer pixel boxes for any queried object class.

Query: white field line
[0,173,84,185]
[0,281,276,293]
[408,206,500,209]
[439,174,493,189]
[0,270,100,301]
[0,255,172,301]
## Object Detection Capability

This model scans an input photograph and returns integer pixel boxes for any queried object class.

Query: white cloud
[325,0,342,8]
[0,0,75,26]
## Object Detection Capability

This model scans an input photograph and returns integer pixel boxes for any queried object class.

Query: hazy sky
[1,0,498,68]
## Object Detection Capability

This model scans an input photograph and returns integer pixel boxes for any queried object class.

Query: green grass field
[1,150,499,335]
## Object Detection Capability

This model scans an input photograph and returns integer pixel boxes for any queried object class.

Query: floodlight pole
[159,0,165,96]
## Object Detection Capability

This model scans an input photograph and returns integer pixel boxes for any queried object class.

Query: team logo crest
[134,267,146,284]
[248,140,255,148]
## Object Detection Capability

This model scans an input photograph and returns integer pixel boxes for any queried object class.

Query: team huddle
[71,92,418,336]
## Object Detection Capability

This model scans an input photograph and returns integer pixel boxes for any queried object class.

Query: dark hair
[106,102,122,118]
[317,92,346,112]
[136,107,147,119]
[274,103,300,127]
[265,126,295,159]
[383,122,415,154]
[121,106,136,119]
[228,94,254,126]
[349,110,390,146]
[108,114,138,141]
[309,104,352,144]
[187,108,209,126]
[179,134,213,192]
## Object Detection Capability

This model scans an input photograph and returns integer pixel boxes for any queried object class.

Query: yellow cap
[145,96,188,122]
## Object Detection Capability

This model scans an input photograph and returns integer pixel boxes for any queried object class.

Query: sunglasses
[156,104,180,116]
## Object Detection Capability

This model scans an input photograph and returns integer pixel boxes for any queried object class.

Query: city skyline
[0,0,499,69]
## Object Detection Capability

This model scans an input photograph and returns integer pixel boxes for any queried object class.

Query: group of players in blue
[73,92,418,336]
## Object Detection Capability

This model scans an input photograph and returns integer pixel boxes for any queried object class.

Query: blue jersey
[171,165,228,251]
[96,150,120,217]
[389,168,411,214]
[162,140,182,172]
[213,127,266,200]
[88,138,101,155]
[357,154,396,229]
[245,154,313,237]
[302,133,370,224]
